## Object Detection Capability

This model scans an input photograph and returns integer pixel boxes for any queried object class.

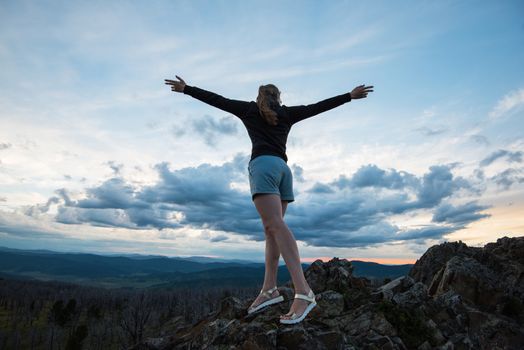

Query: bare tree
[119,291,152,347]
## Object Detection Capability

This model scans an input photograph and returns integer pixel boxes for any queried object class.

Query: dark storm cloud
[40,154,486,248]
[76,178,148,209]
[341,164,419,190]
[53,153,261,234]
[480,149,523,167]
[432,201,491,225]
[416,165,472,207]
[329,164,470,209]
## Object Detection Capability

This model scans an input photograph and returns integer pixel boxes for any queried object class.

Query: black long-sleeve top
[183,85,352,163]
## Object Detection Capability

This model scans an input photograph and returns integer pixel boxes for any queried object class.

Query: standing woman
[165,76,373,324]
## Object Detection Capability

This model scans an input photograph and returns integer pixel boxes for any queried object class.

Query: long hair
[256,84,281,126]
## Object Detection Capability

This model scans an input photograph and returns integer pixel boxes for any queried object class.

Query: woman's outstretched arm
[165,75,251,118]
[286,84,374,124]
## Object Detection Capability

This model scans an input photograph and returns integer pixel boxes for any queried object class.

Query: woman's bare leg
[248,200,287,309]
[253,194,312,320]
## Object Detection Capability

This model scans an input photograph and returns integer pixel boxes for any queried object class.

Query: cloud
[330,164,472,209]
[0,221,67,240]
[307,182,335,194]
[75,178,147,210]
[51,153,261,234]
[25,156,485,248]
[479,149,523,167]
[210,234,229,242]
[106,161,124,175]
[470,134,490,146]
[291,164,305,183]
[490,168,524,190]
[432,201,491,225]
[56,207,138,229]
[191,115,238,147]
[284,164,480,247]
[172,125,186,138]
[414,126,448,136]
[23,197,61,217]
[0,142,12,150]
[336,164,419,190]
[395,225,459,241]
[171,115,238,147]
[416,165,473,208]
[489,88,524,119]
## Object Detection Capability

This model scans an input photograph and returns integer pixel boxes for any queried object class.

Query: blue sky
[0,0,523,264]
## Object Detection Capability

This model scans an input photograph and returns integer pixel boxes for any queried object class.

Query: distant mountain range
[0,246,412,289]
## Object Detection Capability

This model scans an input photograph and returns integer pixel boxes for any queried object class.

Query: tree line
[0,277,257,349]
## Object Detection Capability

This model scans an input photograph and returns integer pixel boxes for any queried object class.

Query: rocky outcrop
[409,236,524,315]
[130,236,524,350]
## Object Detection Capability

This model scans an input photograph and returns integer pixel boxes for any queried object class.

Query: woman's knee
[263,216,285,236]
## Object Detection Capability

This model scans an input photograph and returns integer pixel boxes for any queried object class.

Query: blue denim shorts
[248,155,294,203]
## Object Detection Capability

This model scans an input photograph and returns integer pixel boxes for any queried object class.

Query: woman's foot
[279,288,314,321]
[248,287,281,311]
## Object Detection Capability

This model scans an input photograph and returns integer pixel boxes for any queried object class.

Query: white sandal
[279,289,317,324]
[247,286,284,314]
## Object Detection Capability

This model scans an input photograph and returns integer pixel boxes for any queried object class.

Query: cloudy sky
[1,1,523,264]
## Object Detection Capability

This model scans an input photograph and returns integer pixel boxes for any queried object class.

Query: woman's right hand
[350,84,374,99]
[164,75,186,93]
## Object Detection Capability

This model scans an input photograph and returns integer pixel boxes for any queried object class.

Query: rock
[217,295,245,319]
[390,336,407,350]
[412,236,524,316]
[303,257,369,295]
[241,328,277,349]
[276,327,310,350]
[425,319,446,345]
[316,290,345,317]
[372,276,406,301]
[316,330,346,350]
[428,256,501,309]
[417,340,431,350]
[437,340,454,350]
[409,240,478,286]
[391,282,429,308]
[484,236,524,265]
[130,237,524,350]
[366,334,396,349]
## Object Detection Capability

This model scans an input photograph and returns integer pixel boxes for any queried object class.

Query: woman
[164,75,373,324]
